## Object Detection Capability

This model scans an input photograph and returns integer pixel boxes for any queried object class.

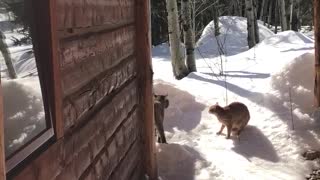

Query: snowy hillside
[152,16,318,180]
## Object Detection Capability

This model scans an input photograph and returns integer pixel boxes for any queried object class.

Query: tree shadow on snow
[154,81,206,132]
[189,73,320,151]
[232,125,279,162]
[157,143,210,180]
[203,71,270,79]
[152,43,171,60]
[280,47,314,53]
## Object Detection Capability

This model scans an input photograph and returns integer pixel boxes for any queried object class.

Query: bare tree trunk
[213,5,220,36]
[192,0,196,41]
[246,0,256,48]
[279,0,287,31]
[242,0,247,17]
[262,0,270,24]
[181,0,196,72]
[296,0,301,30]
[267,0,273,28]
[314,0,320,106]
[260,0,266,20]
[289,0,293,30]
[237,0,243,17]
[253,0,259,43]
[166,0,189,79]
[0,32,16,79]
[275,0,279,34]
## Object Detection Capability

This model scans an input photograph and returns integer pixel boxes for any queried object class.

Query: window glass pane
[0,0,48,158]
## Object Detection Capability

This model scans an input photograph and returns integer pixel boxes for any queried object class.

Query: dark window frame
[4,0,62,174]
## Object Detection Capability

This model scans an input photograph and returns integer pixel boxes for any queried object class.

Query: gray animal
[154,94,169,143]
[209,102,250,139]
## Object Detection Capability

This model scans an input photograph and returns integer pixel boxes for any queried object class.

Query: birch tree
[166,0,189,79]
[182,0,196,72]
[289,0,293,30]
[246,0,256,48]
[279,0,288,31]
[289,0,299,31]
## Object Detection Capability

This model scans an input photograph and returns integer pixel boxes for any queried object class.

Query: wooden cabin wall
[11,0,147,179]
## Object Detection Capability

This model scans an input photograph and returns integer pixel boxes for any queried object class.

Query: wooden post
[33,0,63,138]
[49,0,63,139]
[135,0,158,179]
[314,0,320,107]
[0,79,6,180]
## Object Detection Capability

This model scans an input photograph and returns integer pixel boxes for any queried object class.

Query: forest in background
[152,0,313,46]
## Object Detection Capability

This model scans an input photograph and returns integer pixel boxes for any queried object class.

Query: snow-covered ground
[153,16,318,180]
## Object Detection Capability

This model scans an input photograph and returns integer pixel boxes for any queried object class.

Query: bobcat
[209,102,250,139]
[154,94,169,143]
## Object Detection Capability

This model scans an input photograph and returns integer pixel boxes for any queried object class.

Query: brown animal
[209,102,250,139]
[154,94,169,143]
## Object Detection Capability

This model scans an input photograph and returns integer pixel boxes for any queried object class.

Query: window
[0,0,55,172]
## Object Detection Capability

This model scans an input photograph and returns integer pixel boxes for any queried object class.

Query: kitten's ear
[215,102,219,105]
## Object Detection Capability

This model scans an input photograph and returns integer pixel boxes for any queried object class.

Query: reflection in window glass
[0,0,47,158]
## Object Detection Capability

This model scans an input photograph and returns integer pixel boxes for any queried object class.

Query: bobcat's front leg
[217,124,225,135]
[226,125,232,139]
[155,118,167,144]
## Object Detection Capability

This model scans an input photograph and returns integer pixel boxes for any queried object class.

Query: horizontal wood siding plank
[13,141,63,180]
[57,0,134,30]
[79,108,141,180]
[63,58,137,130]
[109,139,142,180]
[60,26,135,96]
[58,22,135,39]
[63,78,138,159]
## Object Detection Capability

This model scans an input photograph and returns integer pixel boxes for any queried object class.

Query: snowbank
[196,16,274,58]
[300,26,314,40]
[259,30,314,47]
[271,53,314,114]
